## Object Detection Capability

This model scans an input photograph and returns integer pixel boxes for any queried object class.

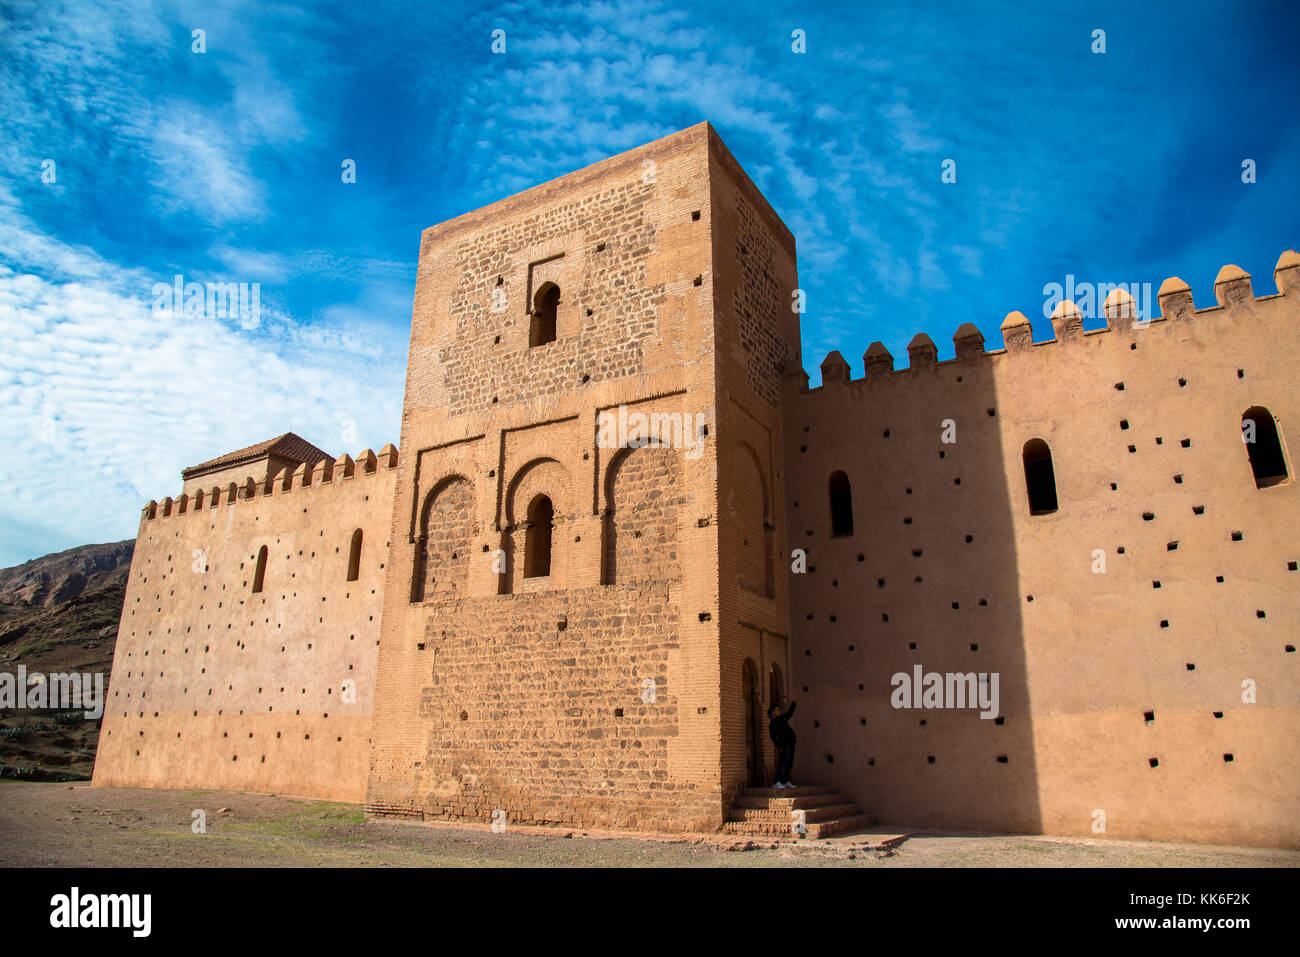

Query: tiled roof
[181,433,333,479]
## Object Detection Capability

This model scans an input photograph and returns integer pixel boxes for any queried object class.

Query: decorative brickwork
[602,444,683,585]
[406,587,710,830]
[734,196,787,408]
[440,183,666,416]
[729,443,771,597]
[416,477,474,600]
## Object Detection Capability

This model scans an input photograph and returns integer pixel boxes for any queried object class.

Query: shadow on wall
[787,353,1041,834]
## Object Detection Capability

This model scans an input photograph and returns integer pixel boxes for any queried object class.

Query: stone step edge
[733,794,846,810]
[739,786,834,798]
[727,803,864,824]
[722,813,878,838]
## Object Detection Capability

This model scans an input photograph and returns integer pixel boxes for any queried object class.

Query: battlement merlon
[795,250,1299,387]
[142,443,400,520]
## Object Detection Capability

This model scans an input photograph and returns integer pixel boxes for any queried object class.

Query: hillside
[0,540,133,781]
[0,540,133,609]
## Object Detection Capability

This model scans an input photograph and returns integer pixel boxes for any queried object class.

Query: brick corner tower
[364,122,801,831]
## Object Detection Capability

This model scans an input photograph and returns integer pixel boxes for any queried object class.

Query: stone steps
[729,802,864,824]
[741,785,834,800]
[724,785,875,839]
[732,792,844,811]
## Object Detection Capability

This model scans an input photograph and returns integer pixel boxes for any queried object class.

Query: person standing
[768,699,797,788]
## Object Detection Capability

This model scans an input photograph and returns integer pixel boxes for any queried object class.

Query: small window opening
[346,529,362,582]
[251,546,267,594]
[530,282,559,347]
[828,470,854,537]
[523,495,554,578]
[1022,439,1058,514]
[1242,406,1289,488]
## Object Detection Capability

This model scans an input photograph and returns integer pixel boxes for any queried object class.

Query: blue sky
[1,0,1297,566]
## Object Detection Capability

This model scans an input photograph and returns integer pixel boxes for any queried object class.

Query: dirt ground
[1,781,1295,868]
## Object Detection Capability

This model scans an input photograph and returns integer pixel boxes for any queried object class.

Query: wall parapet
[142,443,400,520]
[795,250,1298,390]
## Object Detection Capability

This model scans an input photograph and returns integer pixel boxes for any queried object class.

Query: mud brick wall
[93,451,399,802]
[403,585,717,830]
[733,195,789,409]
[415,477,474,599]
[603,444,681,584]
[784,261,1300,849]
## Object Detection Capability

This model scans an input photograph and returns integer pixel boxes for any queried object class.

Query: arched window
[602,444,682,586]
[1022,439,1058,514]
[346,528,363,582]
[252,545,268,593]
[411,477,474,602]
[828,470,854,537]
[531,283,559,347]
[523,494,553,578]
[1242,407,1289,488]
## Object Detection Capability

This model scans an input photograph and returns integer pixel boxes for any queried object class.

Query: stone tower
[364,123,801,831]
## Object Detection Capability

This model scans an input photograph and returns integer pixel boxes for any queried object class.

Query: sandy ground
[1,781,1295,868]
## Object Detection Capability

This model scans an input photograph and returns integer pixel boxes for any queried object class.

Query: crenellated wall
[92,446,400,802]
[784,253,1300,848]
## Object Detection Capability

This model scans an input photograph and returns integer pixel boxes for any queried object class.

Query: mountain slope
[0,540,133,781]
[0,540,133,608]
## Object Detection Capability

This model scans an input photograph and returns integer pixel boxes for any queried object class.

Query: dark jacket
[768,701,797,747]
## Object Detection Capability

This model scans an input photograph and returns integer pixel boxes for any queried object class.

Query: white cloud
[0,0,317,228]
[0,205,405,564]
[209,245,291,283]
[146,108,267,222]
